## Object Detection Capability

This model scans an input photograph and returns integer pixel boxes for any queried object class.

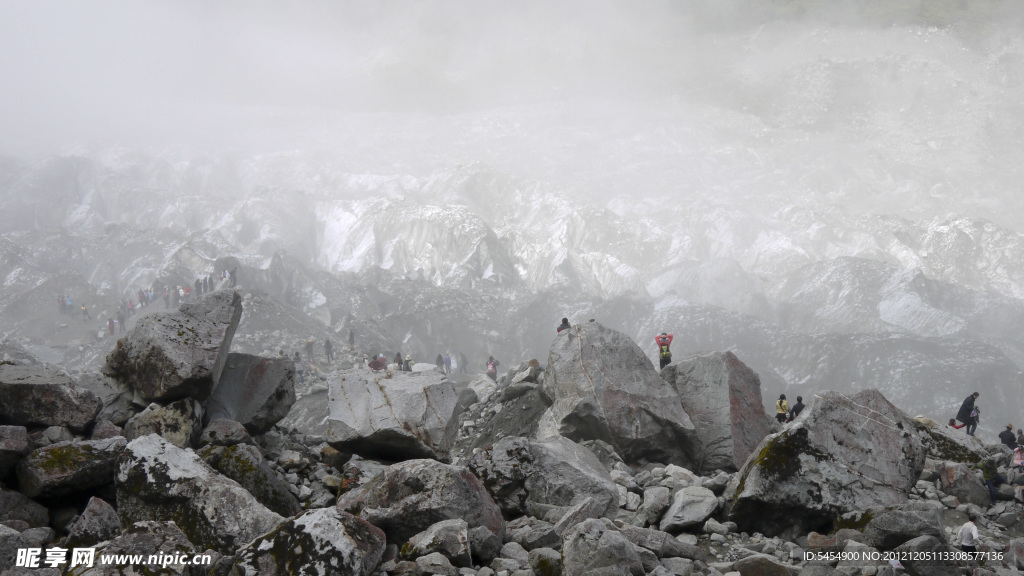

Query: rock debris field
[2,290,1024,576]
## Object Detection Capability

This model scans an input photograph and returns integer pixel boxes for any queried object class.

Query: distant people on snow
[486,356,500,382]
[999,424,1017,450]
[655,332,673,369]
[775,394,789,424]
[557,318,571,333]
[787,396,805,422]
[952,392,980,436]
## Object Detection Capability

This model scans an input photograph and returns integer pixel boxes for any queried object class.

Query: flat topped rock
[104,290,243,403]
[0,365,101,432]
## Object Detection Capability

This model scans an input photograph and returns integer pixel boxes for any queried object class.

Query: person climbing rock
[787,396,805,422]
[486,356,500,382]
[972,458,1007,506]
[952,392,980,436]
[999,424,1018,450]
[557,317,571,333]
[775,394,789,424]
[293,352,305,384]
[655,332,673,369]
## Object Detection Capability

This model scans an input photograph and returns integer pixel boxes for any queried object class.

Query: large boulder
[65,497,121,549]
[115,434,283,554]
[325,369,459,462]
[17,437,127,499]
[659,486,718,532]
[276,387,329,436]
[863,508,946,550]
[230,508,386,576]
[936,461,990,507]
[339,458,504,545]
[401,519,473,567]
[0,488,48,527]
[199,442,302,517]
[0,426,31,478]
[75,372,138,426]
[0,365,101,432]
[912,417,988,463]
[891,535,959,576]
[561,518,644,576]
[124,399,204,448]
[104,290,243,402]
[468,435,619,518]
[661,351,771,473]
[65,521,202,576]
[540,321,698,467]
[204,353,295,434]
[725,389,926,538]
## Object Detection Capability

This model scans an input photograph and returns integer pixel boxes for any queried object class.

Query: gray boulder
[540,321,698,468]
[892,535,958,576]
[276,387,328,436]
[230,508,386,576]
[65,521,202,576]
[75,372,137,426]
[641,486,672,526]
[17,437,126,499]
[0,488,48,527]
[659,486,718,532]
[325,369,459,462]
[561,518,644,576]
[402,519,472,567]
[124,399,204,448]
[90,420,125,440]
[204,353,295,434]
[936,461,990,507]
[468,435,619,518]
[0,426,30,478]
[912,417,988,463]
[661,351,771,473]
[726,389,926,538]
[104,290,243,403]
[0,365,101,432]
[197,418,252,447]
[65,497,121,548]
[863,508,946,550]
[341,458,504,545]
[115,434,283,554]
[199,442,301,517]
[506,516,561,551]
[619,525,704,560]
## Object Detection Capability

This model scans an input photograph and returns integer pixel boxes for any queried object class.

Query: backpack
[487,361,496,373]
[659,343,671,358]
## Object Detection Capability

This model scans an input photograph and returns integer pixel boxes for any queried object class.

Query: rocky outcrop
[892,535,958,576]
[204,353,295,434]
[912,417,988,463]
[0,365,101,432]
[17,437,126,499]
[65,521,202,576]
[231,508,386,576]
[863,508,946,550]
[401,519,473,567]
[936,461,990,507]
[124,399,203,448]
[540,321,698,468]
[65,497,121,549]
[468,435,619,518]
[199,442,301,517]
[325,369,459,462]
[338,458,504,545]
[661,351,771,473]
[725,389,926,538]
[75,372,138,427]
[104,290,243,403]
[659,486,718,532]
[276,387,328,436]
[115,434,283,554]
[0,426,31,478]
[0,488,48,527]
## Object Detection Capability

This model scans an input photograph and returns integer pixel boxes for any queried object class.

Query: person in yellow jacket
[775,394,789,424]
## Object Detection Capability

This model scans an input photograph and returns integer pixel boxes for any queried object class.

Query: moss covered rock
[17,437,126,499]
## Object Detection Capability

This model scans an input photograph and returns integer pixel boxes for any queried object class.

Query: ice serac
[325,368,459,462]
[115,434,283,555]
[204,353,295,434]
[661,351,770,473]
[0,365,101,433]
[541,321,698,468]
[104,290,243,402]
[725,389,926,538]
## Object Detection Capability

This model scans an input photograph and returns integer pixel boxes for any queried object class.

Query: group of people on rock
[774,394,806,424]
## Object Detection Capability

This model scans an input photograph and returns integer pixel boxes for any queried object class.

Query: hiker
[1018,429,1024,447]
[404,355,413,372]
[293,352,304,384]
[775,394,789,424]
[655,332,673,369]
[324,339,334,362]
[957,513,980,553]
[1014,446,1024,473]
[229,267,237,287]
[107,318,115,336]
[972,458,1007,506]
[163,287,169,308]
[486,356,500,382]
[953,392,980,436]
[435,354,445,373]
[557,317,571,333]
[368,355,386,371]
[116,310,125,334]
[305,339,315,363]
[80,304,90,320]
[443,353,452,375]
[787,396,805,422]
[459,352,468,374]
[1000,424,1018,450]
[348,329,355,350]
[394,352,402,367]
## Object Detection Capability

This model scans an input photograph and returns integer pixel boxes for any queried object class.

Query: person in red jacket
[655,333,673,369]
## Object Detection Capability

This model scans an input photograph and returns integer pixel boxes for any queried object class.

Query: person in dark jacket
[557,318,571,333]
[999,424,1018,450]
[787,396,805,422]
[1018,429,1024,447]
[486,356,500,382]
[403,355,413,372]
[954,392,980,436]
[324,339,334,362]
[972,458,1007,506]
[394,352,403,367]
[435,354,445,373]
